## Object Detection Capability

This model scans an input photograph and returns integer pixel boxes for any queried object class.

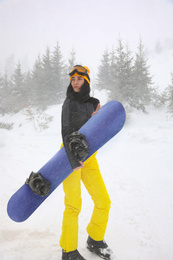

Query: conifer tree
[0,74,4,114]
[0,74,3,87]
[63,48,77,91]
[31,55,44,107]
[132,39,153,111]
[96,49,110,90]
[113,38,126,101]
[52,42,66,102]
[109,47,116,91]
[1,74,11,113]
[41,47,53,107]
[166,73,173,114]
[23,71,32,107]
[122,43,134,103]
[112,39,134,103]
[68,48,76,70]
[10,62,26,112]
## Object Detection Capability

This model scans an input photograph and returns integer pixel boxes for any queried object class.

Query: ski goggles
[69,65,90,81]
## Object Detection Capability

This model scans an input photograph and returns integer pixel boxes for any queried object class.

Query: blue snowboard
[7,100,126,222]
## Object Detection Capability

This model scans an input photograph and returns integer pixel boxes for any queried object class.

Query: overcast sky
[0,0,173,84]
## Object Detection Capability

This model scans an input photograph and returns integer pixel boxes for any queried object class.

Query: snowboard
[7,100,126,222]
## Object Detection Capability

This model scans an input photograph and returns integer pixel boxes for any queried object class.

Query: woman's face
[71,76,84,92]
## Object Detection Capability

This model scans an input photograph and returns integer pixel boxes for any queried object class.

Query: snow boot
[86,236,115,260]
[62,249,86,260]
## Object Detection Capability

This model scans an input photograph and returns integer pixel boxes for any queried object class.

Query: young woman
[60,65,114,260]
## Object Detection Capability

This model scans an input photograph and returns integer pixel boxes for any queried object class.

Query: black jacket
[61,82,100,169]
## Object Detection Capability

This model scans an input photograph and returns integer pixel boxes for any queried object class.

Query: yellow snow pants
[59,152,111,252]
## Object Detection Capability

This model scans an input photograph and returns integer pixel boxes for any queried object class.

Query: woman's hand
[73,161,84,171]
[91,103,101,117]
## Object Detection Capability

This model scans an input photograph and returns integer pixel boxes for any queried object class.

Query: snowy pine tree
[96,49,110,91]
[41,47,54,107]
[109,47,116,86]
[10,62,26,112]
[0,74,4,114]
[23,71,32,107]
[68,48,76,70]
[31,55,44,108]
[51,42,66,103]
[63,48,77,89]
[97,40,134,104]
[112,39,134,103]
[166,73,173,114]
[0,74,12,113]
[131,39,153,112]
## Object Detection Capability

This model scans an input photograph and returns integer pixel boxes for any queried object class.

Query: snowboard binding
[25,172,51,197]
[68,131,89,161]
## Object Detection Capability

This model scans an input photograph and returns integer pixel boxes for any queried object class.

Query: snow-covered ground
[0,101,173,260]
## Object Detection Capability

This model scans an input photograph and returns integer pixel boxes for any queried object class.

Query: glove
[68,131,89,161]
[25,172,51,197]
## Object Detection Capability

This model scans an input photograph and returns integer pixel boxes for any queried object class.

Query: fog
[0,0,173,86]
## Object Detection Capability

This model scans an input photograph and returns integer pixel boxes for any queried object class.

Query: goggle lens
[69,65,88,77]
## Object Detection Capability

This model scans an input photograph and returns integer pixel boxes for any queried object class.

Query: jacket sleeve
[89,97,100,110]
[61,99,81,170]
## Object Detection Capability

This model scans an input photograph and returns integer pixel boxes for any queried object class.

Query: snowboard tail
[7,101,126,222]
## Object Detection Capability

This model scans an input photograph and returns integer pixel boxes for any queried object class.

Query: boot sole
[86,244,111,260]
